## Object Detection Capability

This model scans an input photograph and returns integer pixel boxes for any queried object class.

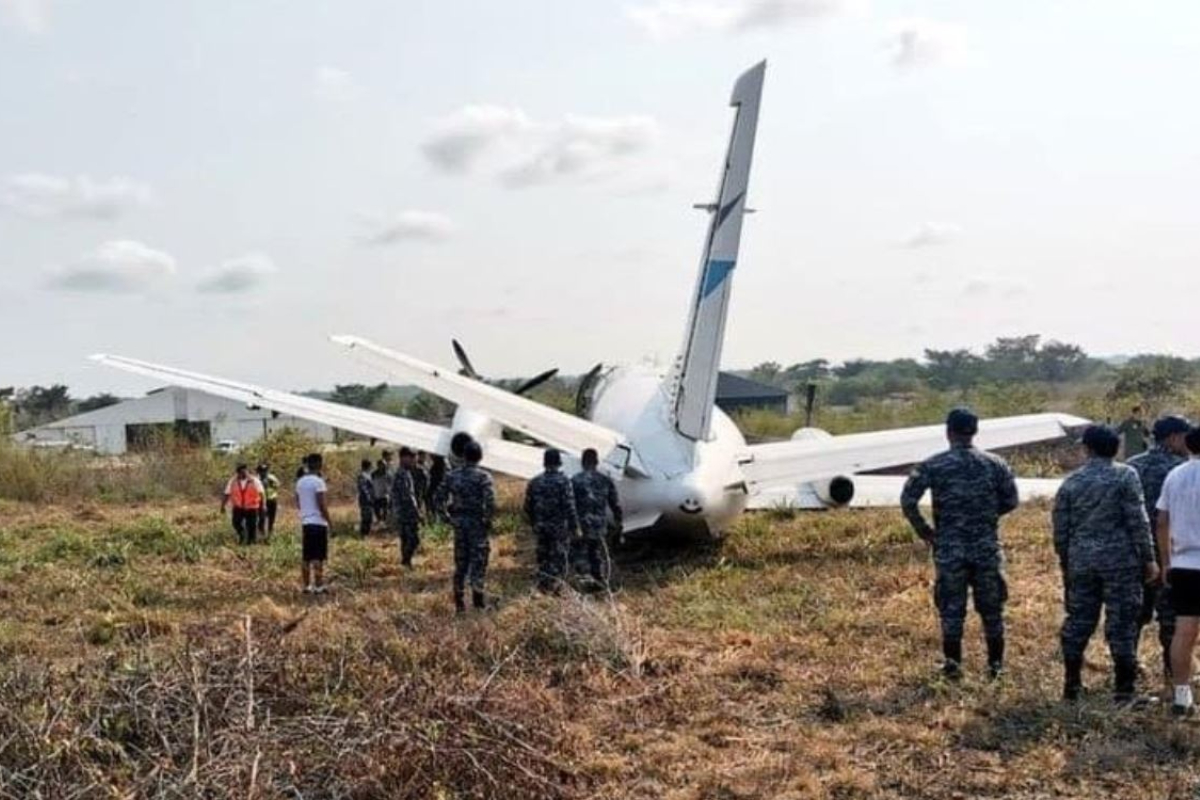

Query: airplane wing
[89,354,544,479]
[743,413,1089,491]
[330,335,628,459]
[748,474,1065,510]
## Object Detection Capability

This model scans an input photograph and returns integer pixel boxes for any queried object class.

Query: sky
[2,0,1199,396]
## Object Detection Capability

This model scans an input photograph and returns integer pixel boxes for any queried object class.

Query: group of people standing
[349,441,624,613]
[221,462,281,545]
[902,408,1200,718]
[356,448,445,567]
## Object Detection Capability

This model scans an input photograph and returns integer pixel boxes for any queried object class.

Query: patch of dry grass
[2,498,1200,798]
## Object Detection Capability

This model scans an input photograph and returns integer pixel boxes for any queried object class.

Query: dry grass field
[2,488,1199,799]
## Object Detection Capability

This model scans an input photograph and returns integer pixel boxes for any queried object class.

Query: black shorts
[1169,568,1200,617]
[302,524,329,562]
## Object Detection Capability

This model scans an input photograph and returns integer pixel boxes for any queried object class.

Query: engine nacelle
[812,475,856,507]
[791,427,833,442]
[450,408,502,451]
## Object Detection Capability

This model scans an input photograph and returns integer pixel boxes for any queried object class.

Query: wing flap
[330,335,624,456]
[744,413,1088,490]
[89,354,544,478]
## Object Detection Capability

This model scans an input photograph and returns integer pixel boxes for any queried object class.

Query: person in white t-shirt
[1156,426,1200,717]
[295,452,331,594]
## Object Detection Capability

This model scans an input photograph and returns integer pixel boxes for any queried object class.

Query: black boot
[472,590,486,610]
[986,636,1005,680]
[942,638,963,681]
[1113,658,1153,706]
[454,591,466,615]
[1063,656,1083,701]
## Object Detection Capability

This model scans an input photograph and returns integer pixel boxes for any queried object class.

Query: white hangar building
[13,386,335,455]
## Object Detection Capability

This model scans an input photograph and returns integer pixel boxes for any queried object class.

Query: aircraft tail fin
[667,60,765,441]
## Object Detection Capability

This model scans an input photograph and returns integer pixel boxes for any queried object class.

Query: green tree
[329,383,389,410]
[1034,340,1089,382]
[76,393,122,413]
[984,335,1042,381]
[15,384,73,427]
[924,349,982,390]
[748,361,784,388]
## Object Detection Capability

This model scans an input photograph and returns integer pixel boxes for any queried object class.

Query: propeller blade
[575,363,604,418]
[451,339,480,379]
[514,368,559,396]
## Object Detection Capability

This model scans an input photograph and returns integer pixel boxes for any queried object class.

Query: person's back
[296,472,328,527]
[371,465,390,500]
[906,446,1016,550]
[1129,447,1186,522]
[443,464,494,525]
[1158,458,1200,570]
[1055,459,1148,573]
[526,470,577,532]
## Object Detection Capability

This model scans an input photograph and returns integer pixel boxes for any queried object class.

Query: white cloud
[421,105,533,173]
[358,210,455,245]
[196,253,278,294]
[313,65,361,102]
[47,240,176,293]
[0,174,152,220]
[0,0,47,33]
[626,0,858,39]
[885,18,969,70]
[422,107,660,188]
[902,222,960,248]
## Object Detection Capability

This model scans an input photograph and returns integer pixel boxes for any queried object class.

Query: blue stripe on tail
[701,259,736,298]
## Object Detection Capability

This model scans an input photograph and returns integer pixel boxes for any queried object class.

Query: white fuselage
[444,364,749,534]
[586,364,750,534]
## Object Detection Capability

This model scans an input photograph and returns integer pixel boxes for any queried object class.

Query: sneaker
[303,584,315,594]
[314,585,328,595]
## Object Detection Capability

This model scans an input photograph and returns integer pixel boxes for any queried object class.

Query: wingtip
[329,334,359,348]
[88,353,109,363]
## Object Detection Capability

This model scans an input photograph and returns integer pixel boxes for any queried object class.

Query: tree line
[745,335,1200,409]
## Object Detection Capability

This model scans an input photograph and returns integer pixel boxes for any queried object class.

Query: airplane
[92,60,1088,536]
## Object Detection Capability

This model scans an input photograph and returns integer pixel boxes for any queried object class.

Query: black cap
[1082,424,1120,457]
[1153,415,1191,441]
[235,462,248,471]
[462,440,483,464]
[946,407,979,436]
[544,448,562,469]
[399,446,414,458]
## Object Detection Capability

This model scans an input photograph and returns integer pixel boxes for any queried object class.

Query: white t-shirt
[1157,458,1200,570]
[296,474,328,528]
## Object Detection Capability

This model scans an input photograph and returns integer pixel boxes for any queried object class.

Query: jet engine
[791,427,854,507]
[811,475,855,507]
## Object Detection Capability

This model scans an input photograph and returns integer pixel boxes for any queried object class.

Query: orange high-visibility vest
[229,478,263,509]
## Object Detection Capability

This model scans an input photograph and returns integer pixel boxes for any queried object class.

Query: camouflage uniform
[435,465,495,602]
[356,470,375,536]
[392,467,423,566]
[901,443,1019,653]
[410,463,430,516]
[1053,458,1154,665]
[524,469,579,591]
[1129,445,1185,670]
[571,468,623,583]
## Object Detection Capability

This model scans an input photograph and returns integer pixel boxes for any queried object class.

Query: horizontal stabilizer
[330,335,625,457]
[89,354,544,478]
[745,413,1088,491]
